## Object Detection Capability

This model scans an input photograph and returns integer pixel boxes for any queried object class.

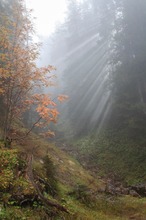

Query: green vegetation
[1,0,146,219]
[70,129,146,185]
[1,135,146,219]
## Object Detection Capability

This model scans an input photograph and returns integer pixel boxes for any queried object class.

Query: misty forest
[1,0,146,219]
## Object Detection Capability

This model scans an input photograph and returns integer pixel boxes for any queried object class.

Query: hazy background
[25,0,146,142]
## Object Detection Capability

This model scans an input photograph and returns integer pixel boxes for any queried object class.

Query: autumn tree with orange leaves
[0,0,67,142]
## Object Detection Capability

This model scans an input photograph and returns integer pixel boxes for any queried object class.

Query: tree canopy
[0,0,67,141]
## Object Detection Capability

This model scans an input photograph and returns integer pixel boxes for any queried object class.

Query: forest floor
[1,127,146,219]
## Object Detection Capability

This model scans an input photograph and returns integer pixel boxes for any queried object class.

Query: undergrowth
[1,136,146,219]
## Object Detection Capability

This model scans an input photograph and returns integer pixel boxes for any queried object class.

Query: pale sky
[26,0,67,36]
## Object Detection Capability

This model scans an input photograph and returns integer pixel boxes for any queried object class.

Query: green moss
[1,133,146,219]
[71,130,146,184]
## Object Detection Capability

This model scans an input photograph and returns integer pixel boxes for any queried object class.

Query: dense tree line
[47,0,146,142]
[49,0,115,137]
[109,0,146,141]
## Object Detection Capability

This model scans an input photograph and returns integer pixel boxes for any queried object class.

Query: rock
[129,213,142,219]
[121,187,129,195]
[101,177,145,197]
[97,185,106,193]
[105,183,116,195]
[105,181,129,196]
[129,190,140,197]
[130,184,146,197]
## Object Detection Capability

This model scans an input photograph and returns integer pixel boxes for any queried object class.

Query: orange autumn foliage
[0,0,68,140]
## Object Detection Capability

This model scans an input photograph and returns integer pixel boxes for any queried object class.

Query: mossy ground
[1,195,146,219]
[1,129,146,219]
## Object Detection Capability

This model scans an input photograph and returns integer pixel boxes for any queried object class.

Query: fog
[2,1,146,217]
[26,0,146,139]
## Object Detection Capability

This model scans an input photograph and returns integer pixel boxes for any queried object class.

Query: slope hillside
[1,128,146,219]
